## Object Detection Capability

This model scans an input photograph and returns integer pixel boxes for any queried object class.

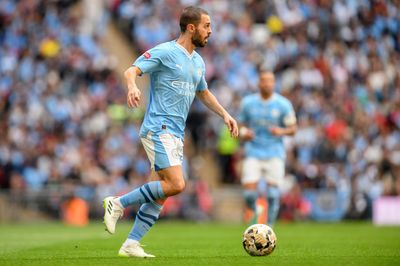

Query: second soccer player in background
[238,70,297,226]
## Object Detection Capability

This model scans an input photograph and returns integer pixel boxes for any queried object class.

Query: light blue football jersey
[238,93,296,160]
[133,40,207,140]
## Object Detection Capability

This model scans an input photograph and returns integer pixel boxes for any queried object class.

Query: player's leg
[103,176,165,235]
[125,166,184,242]
[103,133,183,235]
[266,184,280,226]
[263,158,285,226]
[118,171,160,258]
[116,133,185,258]
[119,166,185,258]
[242,158,261,224]
[115,134,184,207]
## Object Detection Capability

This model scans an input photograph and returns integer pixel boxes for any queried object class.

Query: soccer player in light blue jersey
[103,6,238,258]
[238,70,297,226]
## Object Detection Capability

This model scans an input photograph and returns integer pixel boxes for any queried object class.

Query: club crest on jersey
[271,108,280,118]
[143,52,151,59]
[197,68,202,77]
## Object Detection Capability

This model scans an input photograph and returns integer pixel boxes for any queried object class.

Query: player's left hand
[224,114,239,138]
[270,126,284,136]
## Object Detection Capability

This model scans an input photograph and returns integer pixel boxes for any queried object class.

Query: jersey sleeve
[281,100,297,127]
[196,62,207,91]
[133,46,166,74]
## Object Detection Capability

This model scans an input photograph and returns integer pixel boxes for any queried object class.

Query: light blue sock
[128,202,163,241]
[243,190,258,213]
[267,186,280,226]
[119,181,165,208]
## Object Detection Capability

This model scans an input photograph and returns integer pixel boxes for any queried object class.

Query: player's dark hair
[179,6,208,33]
[257,66,273,76]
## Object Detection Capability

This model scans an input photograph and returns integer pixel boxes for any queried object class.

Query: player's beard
[192,29,208,47]
[260,87,273,99]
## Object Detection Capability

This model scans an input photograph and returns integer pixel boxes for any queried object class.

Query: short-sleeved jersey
[238,93,296,160]
[133,40,207,140]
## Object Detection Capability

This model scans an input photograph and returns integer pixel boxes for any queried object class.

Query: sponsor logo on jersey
[171,81,196,97]
[171,80,195,90]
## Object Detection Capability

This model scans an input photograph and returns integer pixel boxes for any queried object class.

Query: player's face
[192,14,212,47]
[259,72,275,95]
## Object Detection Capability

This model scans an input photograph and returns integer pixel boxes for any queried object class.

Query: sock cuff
[124,238,139,245]
[114,197,124,208]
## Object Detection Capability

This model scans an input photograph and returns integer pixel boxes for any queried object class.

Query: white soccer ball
[242,224,277,256]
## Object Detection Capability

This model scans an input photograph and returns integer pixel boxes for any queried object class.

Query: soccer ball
[242,224,277,256]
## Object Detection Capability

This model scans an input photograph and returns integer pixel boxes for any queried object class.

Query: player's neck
[176,35,195,55]
[260,92,273,101]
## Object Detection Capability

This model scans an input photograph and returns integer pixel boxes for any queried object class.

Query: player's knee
[171,179,185,195]
[175,179,186,194]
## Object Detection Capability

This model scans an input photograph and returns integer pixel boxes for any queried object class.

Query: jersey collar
[259,92,276,103]
[174,41,194,59]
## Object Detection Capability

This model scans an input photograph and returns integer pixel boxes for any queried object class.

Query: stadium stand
[1,0,399,222]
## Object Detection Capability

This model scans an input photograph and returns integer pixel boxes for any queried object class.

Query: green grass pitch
[0,221,399,266]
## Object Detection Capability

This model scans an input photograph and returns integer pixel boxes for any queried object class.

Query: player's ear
[187,23,195,33]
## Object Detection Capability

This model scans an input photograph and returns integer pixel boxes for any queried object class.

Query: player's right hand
[223,114,239,138]
[127,87,141,108]
[239,127,254,141]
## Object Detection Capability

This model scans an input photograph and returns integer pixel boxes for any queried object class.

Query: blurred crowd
[0,0,399,221]
[0,0,144,215]
[110,0,400,218]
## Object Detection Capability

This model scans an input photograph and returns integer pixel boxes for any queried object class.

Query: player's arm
[124,66,143,108]
[196,89,238,137]
[270,107,297,136]
[270,124,297,136]
[125,45,163,108]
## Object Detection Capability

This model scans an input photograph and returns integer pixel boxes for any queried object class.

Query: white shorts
[141,132,184,171]
[241,157,285,187]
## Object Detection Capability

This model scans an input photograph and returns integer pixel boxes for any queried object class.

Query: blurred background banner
[302,189,348,221]
[373,196,400,225]
[0,0,399,225]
